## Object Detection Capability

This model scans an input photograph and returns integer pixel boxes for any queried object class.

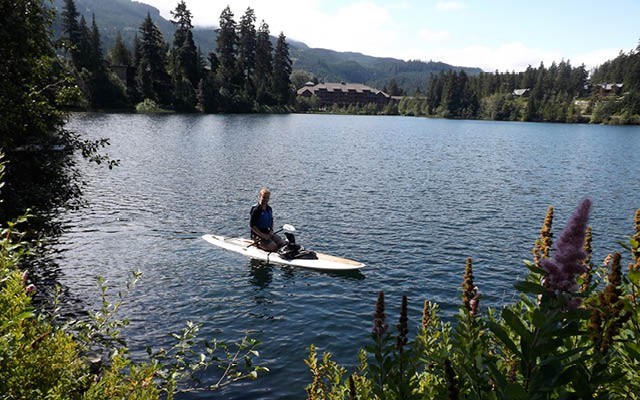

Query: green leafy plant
[305,200,640,399]
[1,154,266,399]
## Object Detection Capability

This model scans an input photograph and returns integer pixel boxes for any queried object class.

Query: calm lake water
[55,113,639,399]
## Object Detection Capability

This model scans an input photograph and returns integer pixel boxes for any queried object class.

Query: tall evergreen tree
[61,0,82,65]
[253,20,273,105]
[108,31,132,66]
[136,13,171,106]
[89,14,103,70]
[237,7,257,97]
[272,32,292,105]
[170,0,199,87]
[75,15,93,70]
[216,6,238,85]
[215,6,240,110]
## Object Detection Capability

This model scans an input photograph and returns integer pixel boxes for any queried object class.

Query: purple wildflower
[540,198,592,296]
[372,291,388,336]
[396,295,408,351]
[26,284,36,294]
[469,286,480,317]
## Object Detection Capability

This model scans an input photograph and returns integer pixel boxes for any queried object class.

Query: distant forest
[55,0,640,123]
[387,52,640,124]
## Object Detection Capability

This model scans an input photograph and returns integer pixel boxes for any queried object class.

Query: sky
[138,0,639,72]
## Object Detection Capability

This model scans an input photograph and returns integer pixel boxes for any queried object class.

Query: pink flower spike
[26,284,36,294]
[540,198,592,307]
[21,270,28,287]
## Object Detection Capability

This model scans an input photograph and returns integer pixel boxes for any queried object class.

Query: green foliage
[0,156,265,399]
[1,0,118,220]
[108,31,132,66]
[423,58,640,124]
[0,231,266,399]
[135,98,171,114]
[135,13,172,106]
[305,204,640,399]
[273,32,293,106]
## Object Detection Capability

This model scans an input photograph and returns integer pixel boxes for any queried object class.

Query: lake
[55,113,639,399]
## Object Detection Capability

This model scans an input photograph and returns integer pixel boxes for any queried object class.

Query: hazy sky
[138,0,639,72]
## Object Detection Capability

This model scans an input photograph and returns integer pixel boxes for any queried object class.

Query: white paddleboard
[202,234,365,271]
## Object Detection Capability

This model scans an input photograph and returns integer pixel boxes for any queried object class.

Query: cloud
[168,1,396,56]
[141,1,626,72]
[267,1,397,56]
[436,1,466,11]
[418,28,451,43]
[400,42,564,72]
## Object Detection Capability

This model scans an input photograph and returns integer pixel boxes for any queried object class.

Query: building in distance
[297,82,391,108]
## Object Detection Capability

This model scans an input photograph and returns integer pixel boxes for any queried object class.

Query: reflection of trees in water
[2,147,103,319]
[2,149,83,234]
[248,259,272,290]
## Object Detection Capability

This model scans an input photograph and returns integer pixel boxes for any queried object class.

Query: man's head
[258,187,270,206]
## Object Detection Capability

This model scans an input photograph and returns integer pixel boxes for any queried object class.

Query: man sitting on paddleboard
[250,187,286,252]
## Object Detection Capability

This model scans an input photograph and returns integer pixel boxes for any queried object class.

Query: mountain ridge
[49,0,483,93]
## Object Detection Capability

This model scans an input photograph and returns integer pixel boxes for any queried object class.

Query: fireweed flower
[372,291,388,336]
[469,287,480,317]
[462,258,480,315]
[540,198,592,304]
[396,295,408,351]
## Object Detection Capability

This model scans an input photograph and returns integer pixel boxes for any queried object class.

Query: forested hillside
[49,0,480,93]
[391,52,640,124]
[47,0,639,123]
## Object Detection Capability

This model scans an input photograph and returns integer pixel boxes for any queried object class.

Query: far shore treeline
[56,0,640,123]
[60,0,293,113]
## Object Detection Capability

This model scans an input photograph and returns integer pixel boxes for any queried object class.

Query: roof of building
[513,88,530,96]
[297,82,389,97]
[598,83,624,90]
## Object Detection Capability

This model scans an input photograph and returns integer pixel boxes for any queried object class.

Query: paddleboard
[202,234,365,271]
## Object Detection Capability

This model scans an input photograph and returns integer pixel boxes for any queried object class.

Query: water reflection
[248,259,272,289]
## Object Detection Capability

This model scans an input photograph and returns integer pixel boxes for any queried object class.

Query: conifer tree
[216,6,239,92]
[109,31,132,66]
[89,14,103,70]
[253,20,274,105]
[237,7,257,97]
[272,32,292,105]
[170,0,199,87]
[75,15,93,70]
[61,0,82,65]
[136,13,171,106]
[216,6,242,112]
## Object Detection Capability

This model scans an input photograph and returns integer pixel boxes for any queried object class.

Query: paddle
[245,224,295,250]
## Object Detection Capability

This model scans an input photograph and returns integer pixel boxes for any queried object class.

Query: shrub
[135,98,172,114]
[0,155,266,399]
[306,199,640,399]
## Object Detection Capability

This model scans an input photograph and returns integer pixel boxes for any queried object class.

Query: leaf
[523,260,545,275]
[514,281,546,295]
[486,363,508,388]
[628,269,640,286]
[487,320,521,356]
[502,309,531,340]
[503,382,529,400]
